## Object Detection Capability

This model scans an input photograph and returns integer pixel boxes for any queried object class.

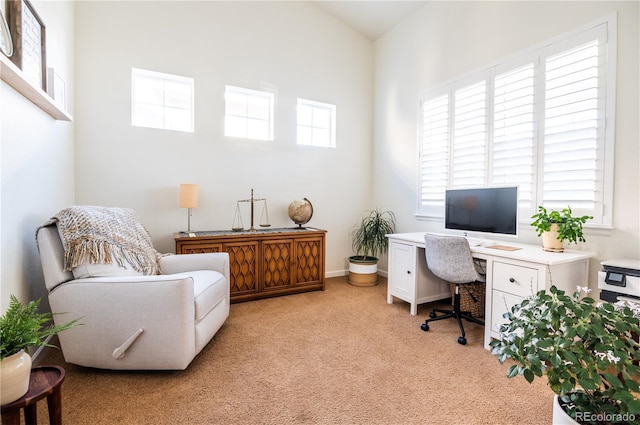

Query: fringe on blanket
[63,238,159,275]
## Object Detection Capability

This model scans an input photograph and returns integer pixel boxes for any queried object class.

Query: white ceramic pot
[552,395,579,425]
[0,350,32,405]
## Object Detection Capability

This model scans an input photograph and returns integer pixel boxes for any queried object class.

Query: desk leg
[47,387,63,425]
[24,404,37,425]
[411,303,417,315]
[0,409,21,425]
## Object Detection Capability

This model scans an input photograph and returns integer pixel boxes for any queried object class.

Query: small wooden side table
[1,366,65,425]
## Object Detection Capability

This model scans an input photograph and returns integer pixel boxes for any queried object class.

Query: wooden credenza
[175,228,326,303]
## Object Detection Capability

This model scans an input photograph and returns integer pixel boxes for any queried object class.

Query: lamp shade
[179,184,199,208]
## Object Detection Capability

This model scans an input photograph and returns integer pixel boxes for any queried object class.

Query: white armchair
[36,223,230,370]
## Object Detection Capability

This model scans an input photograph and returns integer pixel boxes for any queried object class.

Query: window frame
[296,98,337,148]
[224,85,275,141]
[131,67,194,133]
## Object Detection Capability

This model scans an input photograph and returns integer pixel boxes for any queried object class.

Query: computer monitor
[444,186,518,237]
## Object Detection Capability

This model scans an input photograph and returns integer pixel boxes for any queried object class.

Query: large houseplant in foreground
[490,286,640,424]
[0,295,79,404]
[348,208,396,286]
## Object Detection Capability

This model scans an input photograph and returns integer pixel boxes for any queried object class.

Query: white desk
[386,232,597,349]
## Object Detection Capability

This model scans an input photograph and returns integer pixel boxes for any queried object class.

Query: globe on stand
[288,198,313,227]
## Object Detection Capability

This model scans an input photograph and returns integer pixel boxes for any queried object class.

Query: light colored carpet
[35,276,552,424]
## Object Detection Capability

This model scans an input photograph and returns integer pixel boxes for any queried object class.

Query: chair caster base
[421,323,429,332]
[458,336,467,345]
[429,311,436,319]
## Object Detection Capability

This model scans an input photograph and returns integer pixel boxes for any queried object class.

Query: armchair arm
[160,253,230,282]
[48,275,198,370]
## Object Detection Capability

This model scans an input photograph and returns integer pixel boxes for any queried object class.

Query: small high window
[131,68,194,132]
[224,86,274,141]
[297,99,336,148]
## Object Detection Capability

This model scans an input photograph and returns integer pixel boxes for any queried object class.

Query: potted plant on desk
[490,286,640,424]
[531,206,592,252]
[0,295,79,405]
[348,208,396,286]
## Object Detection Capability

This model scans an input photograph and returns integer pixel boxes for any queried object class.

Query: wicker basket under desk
[449,282,486,318]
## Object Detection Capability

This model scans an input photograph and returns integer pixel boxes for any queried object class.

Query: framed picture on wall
[7,0,46,90]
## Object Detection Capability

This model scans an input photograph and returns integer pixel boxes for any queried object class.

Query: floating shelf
[0,54,72,121]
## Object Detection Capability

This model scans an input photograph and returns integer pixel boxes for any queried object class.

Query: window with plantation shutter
[419,92,449,216]
[492,62,536,211]
[452,81,487,187]
[417,17,615,228]
[541,37,603,217]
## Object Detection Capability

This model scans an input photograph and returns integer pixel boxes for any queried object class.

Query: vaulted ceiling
[312,1,427,40]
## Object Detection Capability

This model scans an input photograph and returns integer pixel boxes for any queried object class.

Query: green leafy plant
[351,208,396,261]
[490,286,640,424]
[0,295,80,360]
[531,206,593,244]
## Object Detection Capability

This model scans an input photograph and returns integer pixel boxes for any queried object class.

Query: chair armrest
[159,253,230,282]
[48,275,198,369]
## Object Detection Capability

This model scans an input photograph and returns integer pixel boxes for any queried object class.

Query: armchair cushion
[173,270,227,322]
[71,262,143,279]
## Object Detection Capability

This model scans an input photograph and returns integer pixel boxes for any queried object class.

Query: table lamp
[179,184,199,232]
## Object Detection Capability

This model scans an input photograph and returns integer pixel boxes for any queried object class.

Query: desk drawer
[491,291,524,334]
[493,262,537,297]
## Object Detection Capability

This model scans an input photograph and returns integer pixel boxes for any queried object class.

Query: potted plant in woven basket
[0,295,79,404]
[490,286,640,424]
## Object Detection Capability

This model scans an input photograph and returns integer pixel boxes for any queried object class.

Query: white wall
[0,1,75,311]
[74,1,373,275]
[373,1,640,285]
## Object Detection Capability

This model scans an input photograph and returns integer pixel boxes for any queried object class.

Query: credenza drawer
[493,261,538,297]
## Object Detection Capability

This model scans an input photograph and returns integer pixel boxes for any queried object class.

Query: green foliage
[0,295,80,360]
[531,206,593,244]
[490,286,640,424]
[351,208,396,260]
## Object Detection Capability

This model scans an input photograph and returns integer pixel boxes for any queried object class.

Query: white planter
[0,350,32,405]
[552,395,579,425]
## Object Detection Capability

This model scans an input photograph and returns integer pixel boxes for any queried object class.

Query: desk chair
[420,233,485,345]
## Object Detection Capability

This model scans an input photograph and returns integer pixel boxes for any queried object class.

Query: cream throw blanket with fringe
[44,206,161,275]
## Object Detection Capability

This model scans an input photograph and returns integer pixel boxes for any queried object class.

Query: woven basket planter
[449,282,486,318]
